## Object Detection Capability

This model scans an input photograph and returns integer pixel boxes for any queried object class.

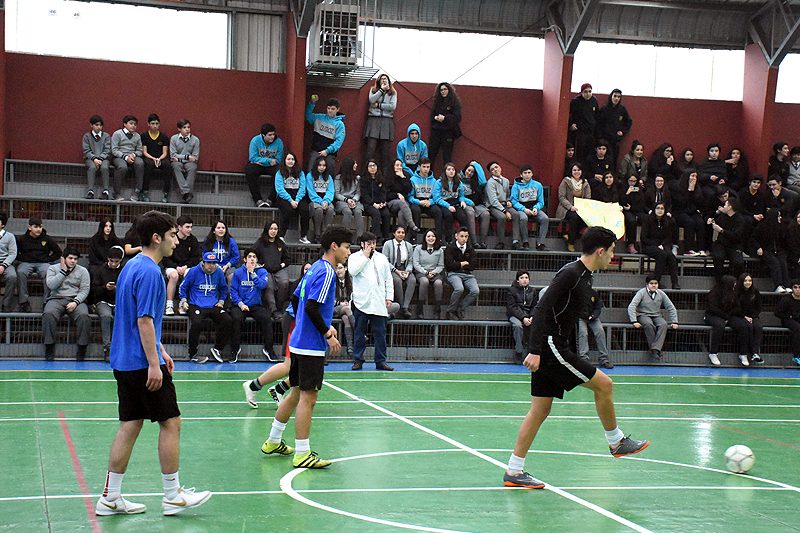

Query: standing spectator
[91,245,124,361]
[333,157,365,242]
[396,124,428,176]
[306,156,335,245]
[444,227,479,320]
[364,73,397,170]
[162,215,201,316]
[386,159,420,236]
[83,114,111,200]
[305,95,345,174]
[709,198,746,281]
[169,118,199,204]
[229,249,274,362]
[725,147,749,192]
[704,275,751,367]
[43,248,90,361]
[382,225,416,319]
[768,141,791,183]
[485,161,517,250]
[409,158,444,241]
[253,220,291,321]
[274,152,310,241]
[428,82,462,172]
[621,174,646,253]
[510,164,549,250]
[640,203,680,290]
[596,88,632,165]
[412,229,445,319]
[786,146,800,195]
[348,231,397,371]
[110,115,144,202]
[88,218,123,273]
[557,163,591,252]
[0,213,18,312]
[577,288,612,369]
[332,262,354,357]
[627,275,679,363]
[585,140,615,194]
[673,170,706,256]
[459,161,490,249]
[361,159,392,242]
[618,140,649,187]
[774,281,800,366]
[506,269,537,363]
[140,113,171,203]
[245,123,284,208]
[179,251,232,364]
[736,273,764,364]
[202,220,240,283]
[752,209,790,292]
[432,162,468,240]
[15,218,62,313]
[568,83,598,164]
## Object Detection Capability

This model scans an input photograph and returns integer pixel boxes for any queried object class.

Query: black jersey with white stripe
[527,259,593,354]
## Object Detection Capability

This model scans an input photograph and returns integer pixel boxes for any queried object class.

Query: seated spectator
[643,174,672,214]
[122,223,142,262]
[386,159,420,236]
[274,151,310,241]
[585,139,615,194]
[787,146,800,195]
[704,275,751,367]
[563,142,577,179]
[594,172,621,204]
[788,211,800,281]
[697,143,727,209]
[485,161,517,250]
[88,218,123,274]
[752,209,790,292]
[621,174,646,253]
[506,269,537,363]
[169,118,200,204]
[382,225,416,319]
[597,88,632,164]
[334,157,365,242]
[364,73,397,170]
[163,215,201,315]
[305,95,345,174]
[396,123,428,176]
[736,273,763,364]
[412,229,445,319]
[179,251,232,364]
[91,245,124,361]
[739,175,767,250]
[674,147,696,184]
[648,144,675,188]
[627,275,679,362]
[641,203,680,290]
[765,175,797,220]
[577,287,612,368]
[110,115,144,202]
[510,164,549,250]
[361,159,392,242]
[229,248,274,362]
[557,163,591,252]
[43,248,90,361]
[203,220,240,283]
[433,162,469,243]
[245,123,284,208]
[15,217,61,313]
[409,158,444,242]
[305,156,335,245]
[725,147,749,192]
[709,198,746,281]
[672,170,706,255]
[774,280,800,366]
[618,140,648,187]
[768,141,790,184]
[82,114,111,200]
[459,161,490,249]
[0,213,17,312]
[333,262,354,357]
[444,227,479,320]
[253,220,291,321]
[140,113,171,203]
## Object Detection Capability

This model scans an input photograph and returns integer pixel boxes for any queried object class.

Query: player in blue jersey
[259,225,352,468]
[96,211,211,517]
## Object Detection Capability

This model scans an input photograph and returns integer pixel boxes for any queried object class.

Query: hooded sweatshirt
[396,123,429,175]
[597,91,632,143]
[230,264,269,307]
[16,229,61,264]
[511,178,545,212]
[248,133,284,167]
[276,169,306,202]
[460,161,487,206]
[409,170,437,205]
[306,172,335,204]
[179,264,228,308]
[305,101,346,154]
[433,176,467,208]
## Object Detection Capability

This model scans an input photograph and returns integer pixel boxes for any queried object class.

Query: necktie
[395,243,403,268]
[182,137,188,143]
[125,132,133,140]
[94,134,100,142]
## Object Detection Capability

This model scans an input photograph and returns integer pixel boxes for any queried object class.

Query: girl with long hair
[429,82,462,171]
[253,220,291,320]
[203,219,240,281]
[364,73,397,170]
[333,156,365,242]
[274,151,310,241]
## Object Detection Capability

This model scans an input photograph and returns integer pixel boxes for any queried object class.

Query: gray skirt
[364,115,395,140]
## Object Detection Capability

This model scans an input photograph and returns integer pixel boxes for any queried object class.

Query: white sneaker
[162,486,212,516]
[210,347,224,363]
[708,353,721,366]
[165,303,175,316]
[268,386,284,405]
[96,495,146,516]
[242,380,257,408]
[178,306,187,315]
[739,355,750,367]
[298,236,311,245]
[777,286,786,293]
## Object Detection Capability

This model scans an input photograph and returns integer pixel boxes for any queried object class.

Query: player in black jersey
[503,226,650,489]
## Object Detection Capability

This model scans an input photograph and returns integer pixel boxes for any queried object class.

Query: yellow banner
[573,198,625,240]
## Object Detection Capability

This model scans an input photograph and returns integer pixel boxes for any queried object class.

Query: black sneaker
[610,436,650,457]
[182,192,193,204]
[600,360,615,369]
[101,190,110,200]
[536,243,547,251]
[522,241,530,249]
[503,471,545,489]
[18,302,31,313]
[86,190,95,199]
[750,354,763,364]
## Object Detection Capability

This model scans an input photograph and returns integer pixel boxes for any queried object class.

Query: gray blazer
[382,239,414,273]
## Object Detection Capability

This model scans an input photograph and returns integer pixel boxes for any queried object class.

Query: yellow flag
[573,198,625,240]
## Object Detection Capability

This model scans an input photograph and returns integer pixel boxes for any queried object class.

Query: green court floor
[1,370,799,532]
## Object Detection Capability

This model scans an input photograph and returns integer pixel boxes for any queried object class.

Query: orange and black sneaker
[503,471,545,489]
[610,436,650,458]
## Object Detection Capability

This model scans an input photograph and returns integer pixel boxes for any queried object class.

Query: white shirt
[348,249,394,316]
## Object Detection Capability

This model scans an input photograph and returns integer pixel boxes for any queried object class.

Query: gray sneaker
[503,471,545,489]
[190,355,208,364]
[610,436,650,457]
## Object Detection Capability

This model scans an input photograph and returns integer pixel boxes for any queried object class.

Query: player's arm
[306,299,341,354]
[138,316,163,391]
[526,267,577,355]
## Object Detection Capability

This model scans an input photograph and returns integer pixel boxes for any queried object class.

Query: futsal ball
[724,445,755,474]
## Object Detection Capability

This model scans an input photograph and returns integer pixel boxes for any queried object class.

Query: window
[776,54,800,104]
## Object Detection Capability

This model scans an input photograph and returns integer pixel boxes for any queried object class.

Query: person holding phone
[91,246,125,361]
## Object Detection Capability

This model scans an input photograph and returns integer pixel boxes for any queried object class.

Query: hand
[146,364,163,391]
[633,322,642,329]
[326,327,341,355]
[505,211,512,221]
[617,130,623,137]
[427,272,435,279]
[670,323,678,330]
[347,198,356,208]
[0,266,5,275]
[163,352,174,374]
[320,150,329,157]
[422,200,430,207]
[523,353,541,372]
[712,223,722,233]
[291,200,298,209]
[523,317,532,326]
[189,155,198,162]
[658,245,664,250]
[93,158,102,167]
[240,303,250,312]
[570,206,577,212]
[177,266,187,276]
[66,302,77,312]
[381,79,390,90]
[385,299,393,309]
[461,201,467,209]
[570,124,578,131]
[449,206,456,213]
[215,301,224,308]
[373,203,381,209]
[371,102,379,108]
[311,94,319,103]
[460,261,469,268]
[126,154,135,164]
[180,300,189,312]
[222,264,229,272]
[60,257,68,270]
[105,282,116,291]
[322,202,329,209]
[531,208,538,216]
[667,155,674,164]
[754,214,764,222]
[710,175,718,182]
[757,248,763,256]
[745,316,753,324]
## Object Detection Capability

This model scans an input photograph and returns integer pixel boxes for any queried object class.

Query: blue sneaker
[793,356,800,366]
[503,471,545,489]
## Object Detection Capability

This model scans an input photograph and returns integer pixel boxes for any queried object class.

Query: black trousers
[244,163,277,203]
[711,242,744,280]
[674,211,706,251]
[229,304,273,351]
[428,129,455,172]
[275,197,310,238]
[411,204,444,240]
[643,245,678,285]
[781,318,800,356]
[143,158,172,194]
[364,204,392,239]
[187,304,232,356]
[704,315,751,355]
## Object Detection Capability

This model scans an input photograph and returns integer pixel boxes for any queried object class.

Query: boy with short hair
[305,95,346,174]
[83,115,112,200]
[170,119,200,204]
[43,248,91,361]
[15,217,62,313]
[510,165,549,250]
[140,113,171,203]
[111,115,144,202]
[245,123,284,208]
[162,215,201,316]
[396,123,428,175]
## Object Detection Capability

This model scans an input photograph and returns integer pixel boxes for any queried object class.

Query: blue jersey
[110,253,166,371]
[289,258,335,356]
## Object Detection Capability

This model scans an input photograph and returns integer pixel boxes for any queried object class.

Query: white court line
[323,381,653,533]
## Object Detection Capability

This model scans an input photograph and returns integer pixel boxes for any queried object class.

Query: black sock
[275,380,290,395]
[249,377,264,391]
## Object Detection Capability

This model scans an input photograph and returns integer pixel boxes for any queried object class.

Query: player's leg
[97,420,147,516]
[261,357,301,455]
[291,355,329,468]
[158,416,212,515]
[504,395,552,489]
[243,360,290,408]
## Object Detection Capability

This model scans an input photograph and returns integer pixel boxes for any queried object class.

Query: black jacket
[88,233,123,266]
[706,288,741,321]
[714,212,746,249]
[506,283,537,320]
[254,238,290,274]
[91,263,122,304]
[738,187,767,218]
[597,96,632,143]
[360,175,387,205]
[775,295,800,322]
[737,288,761,319]
[16,229,61,264]
[161,234,201,270]
[569,95,598,134]
[641,214,674,248]
[444,242,475,273]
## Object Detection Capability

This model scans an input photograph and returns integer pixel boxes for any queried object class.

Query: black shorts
[531,336,597,399]
[289,353,325,391]
[114,365,181,422]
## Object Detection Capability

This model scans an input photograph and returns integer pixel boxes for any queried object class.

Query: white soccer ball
[724,445,755,474]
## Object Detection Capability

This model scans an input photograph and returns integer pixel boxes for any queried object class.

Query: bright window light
[5,0,229,69]
[776,54,800,103]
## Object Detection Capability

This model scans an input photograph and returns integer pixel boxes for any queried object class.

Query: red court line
[58,411,102,533]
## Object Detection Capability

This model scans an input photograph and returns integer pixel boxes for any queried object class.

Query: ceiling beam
[748,0,800,67]
[546,0,601,55]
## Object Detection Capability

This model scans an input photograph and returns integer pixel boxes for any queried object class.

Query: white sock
[268,419,287,443]
[507,453,525,475]
[295,438,310,454]
[102,471,124,499]
[162,471,180,500]
[605,427,625,446]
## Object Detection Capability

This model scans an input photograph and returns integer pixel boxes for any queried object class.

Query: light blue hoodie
[306,101,346,154]
[433,176,468,208]
[276,169,306,202]
[306,172,335,204]
[248,134,284,167]
[511,177,545,212]
[396,123,428,175]
[408,169,437,205]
